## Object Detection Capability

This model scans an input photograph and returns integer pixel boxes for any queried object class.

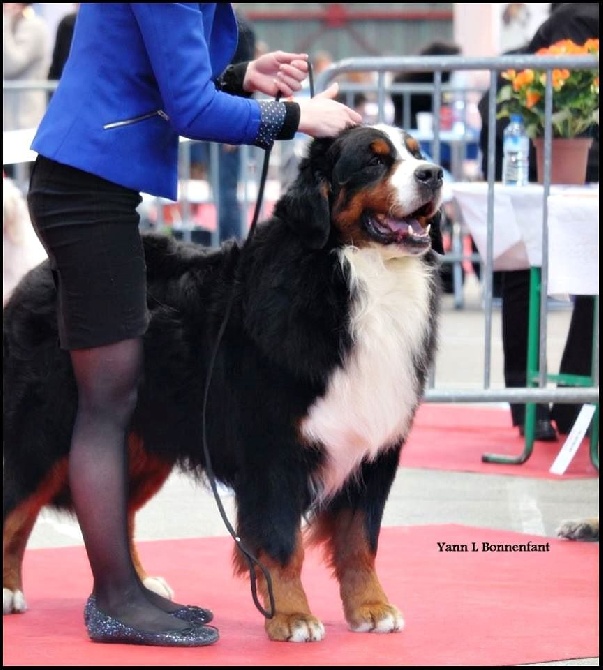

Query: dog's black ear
[272,138,335,250]
[428,208,445,255]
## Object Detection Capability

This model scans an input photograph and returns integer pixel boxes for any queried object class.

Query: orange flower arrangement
[497,38,599,138]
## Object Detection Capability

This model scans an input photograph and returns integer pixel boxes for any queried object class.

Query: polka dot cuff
[255,100,300,150]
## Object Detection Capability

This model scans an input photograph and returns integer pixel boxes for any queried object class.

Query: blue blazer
[31,4,261,200]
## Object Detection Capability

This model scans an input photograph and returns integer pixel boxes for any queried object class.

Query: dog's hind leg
[3,458,70,615]
[125,433,177,600]
[3,432,176,616]
[127,514,175,600]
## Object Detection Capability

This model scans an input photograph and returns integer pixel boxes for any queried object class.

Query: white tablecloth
[547,190,599,296]
[450,183,599,295]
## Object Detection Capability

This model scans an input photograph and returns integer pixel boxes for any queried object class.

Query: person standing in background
[530,2,599,436]
[215,6,257,243]
[47,3,79,101]
[3,2,51,289]
[3,3,50,178]
[188,7,257,243]
[3,3,49,130]
[391,40,461,135]
[478,2,599,441]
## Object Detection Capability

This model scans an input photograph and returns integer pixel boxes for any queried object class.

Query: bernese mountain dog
[3,124,445,642]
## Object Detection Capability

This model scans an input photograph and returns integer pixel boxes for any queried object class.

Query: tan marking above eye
[405,136,421,155]
[370,138,392,156]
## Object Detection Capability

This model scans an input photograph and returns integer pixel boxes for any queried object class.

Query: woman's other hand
[244,50,309,98]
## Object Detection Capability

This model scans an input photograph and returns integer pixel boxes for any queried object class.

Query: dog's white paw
[348,604,405,633]
[3,588,27,614]
[266,613,326,642]
[142,576,175,600]
[289,619,326,642]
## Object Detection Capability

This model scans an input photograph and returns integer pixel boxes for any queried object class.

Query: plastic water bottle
[502,114,530,186]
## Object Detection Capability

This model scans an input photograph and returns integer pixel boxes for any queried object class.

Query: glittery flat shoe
[171,604,214,625]
[85,595,213,626]
[84,596,219,647]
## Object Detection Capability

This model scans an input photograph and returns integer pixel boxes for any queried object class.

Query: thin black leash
[200,63,315,619]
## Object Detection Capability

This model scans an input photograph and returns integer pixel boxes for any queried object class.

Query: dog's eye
[368,155,385,167]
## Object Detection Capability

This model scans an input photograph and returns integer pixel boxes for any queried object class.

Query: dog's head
[273,124,445,255]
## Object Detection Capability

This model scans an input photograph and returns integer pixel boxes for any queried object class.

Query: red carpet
[3,525,598,667]
[402,404,598,479]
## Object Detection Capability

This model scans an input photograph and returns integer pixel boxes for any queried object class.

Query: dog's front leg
[308,449,404,633]
[233,509,324,641]
[321,508,403,633]
[254,531,325,642]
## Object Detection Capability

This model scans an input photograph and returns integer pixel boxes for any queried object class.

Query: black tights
[501,273,595,433]
[69,338,191,632]
[501,269,552,427]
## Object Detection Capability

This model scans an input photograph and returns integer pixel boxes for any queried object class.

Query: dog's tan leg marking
[3,458,69,614]
[3,435,175,614]
[233,529,325,642]
[309,509,404,633]
[125,434,175,598]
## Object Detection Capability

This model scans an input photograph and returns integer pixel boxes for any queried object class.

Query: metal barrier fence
[3,53,599,414]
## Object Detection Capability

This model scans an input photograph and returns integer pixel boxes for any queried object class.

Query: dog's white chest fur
[301,248,434,501]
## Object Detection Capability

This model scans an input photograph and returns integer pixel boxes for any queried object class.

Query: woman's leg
[501,269,532,426]
[27,156,214,638]
[69,338,197,632]
[501,269,556,437]
[551,295,595,434]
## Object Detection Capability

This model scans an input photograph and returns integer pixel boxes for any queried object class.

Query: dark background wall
[241,3,454,61]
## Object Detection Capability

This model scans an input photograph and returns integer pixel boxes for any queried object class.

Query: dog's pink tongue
[386,217,423,235]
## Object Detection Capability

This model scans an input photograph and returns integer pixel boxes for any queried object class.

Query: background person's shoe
[519,420,558,442]
[551,403,582,435]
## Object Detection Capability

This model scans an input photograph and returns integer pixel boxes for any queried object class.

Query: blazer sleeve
[129,3,261,146]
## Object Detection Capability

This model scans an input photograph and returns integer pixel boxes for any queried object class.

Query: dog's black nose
[414,165,444,190]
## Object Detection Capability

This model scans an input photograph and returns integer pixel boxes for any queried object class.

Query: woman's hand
[244,51,362,138]
[243,50,309,98]
[296,83,363,137]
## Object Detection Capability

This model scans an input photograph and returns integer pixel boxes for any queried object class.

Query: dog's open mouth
[364,210,431,251]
